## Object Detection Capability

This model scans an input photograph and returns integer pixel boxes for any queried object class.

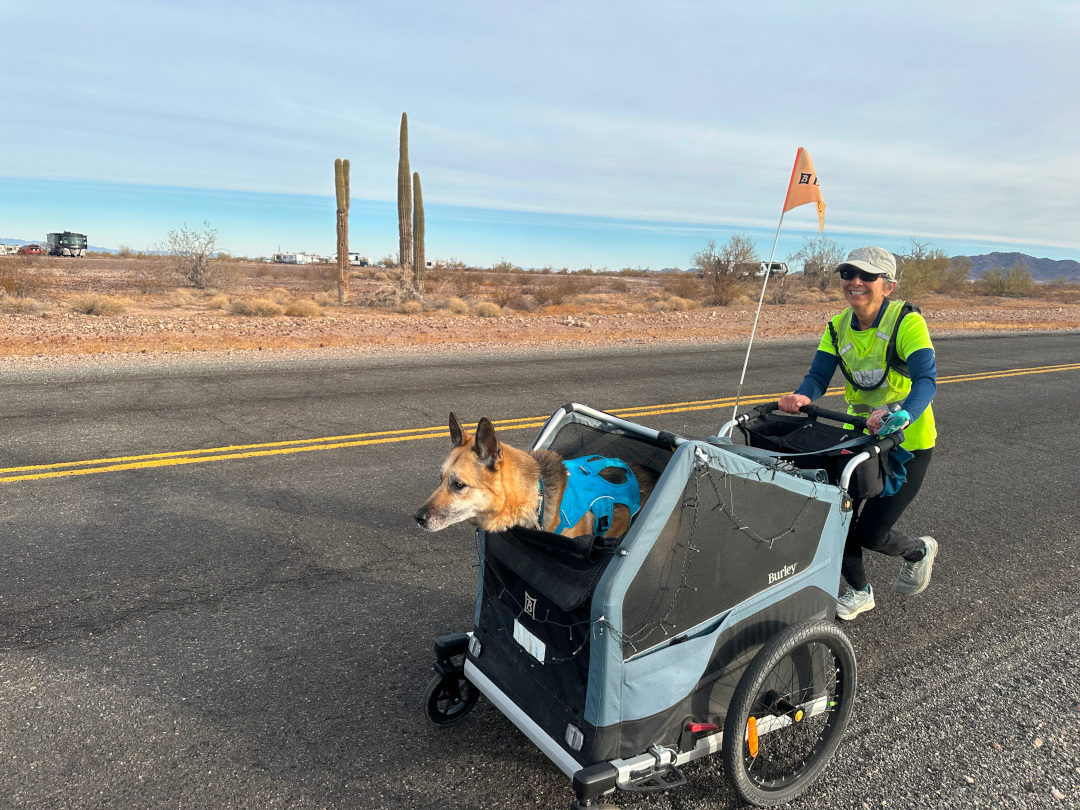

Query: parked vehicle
[0,244,20,256]
[47,231,88,257]
[754,261,789,278]
[17,244,42,255]
[272,252,316,265]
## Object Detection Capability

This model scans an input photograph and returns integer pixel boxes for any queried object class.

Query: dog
[413,412,658,537]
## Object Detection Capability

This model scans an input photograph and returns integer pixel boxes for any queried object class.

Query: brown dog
[413,413,657,537]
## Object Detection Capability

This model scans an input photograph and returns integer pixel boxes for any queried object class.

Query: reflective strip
[876,330,891,341]
[852,368,886,387]
[840,342,855,356]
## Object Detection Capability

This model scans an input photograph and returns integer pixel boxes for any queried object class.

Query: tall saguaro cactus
[334,158,350,304]
[397,113,412,278]
[412,172,425,291]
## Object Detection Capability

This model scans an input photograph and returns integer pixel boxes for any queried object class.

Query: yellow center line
[3,361,1078,484]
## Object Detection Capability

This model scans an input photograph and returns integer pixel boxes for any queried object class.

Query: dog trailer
[425,401,905,808]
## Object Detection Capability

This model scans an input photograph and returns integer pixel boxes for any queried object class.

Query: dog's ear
[473,417,501,467]
[448,412,468,448]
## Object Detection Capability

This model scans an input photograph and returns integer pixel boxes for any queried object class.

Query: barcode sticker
[513,619,546,664]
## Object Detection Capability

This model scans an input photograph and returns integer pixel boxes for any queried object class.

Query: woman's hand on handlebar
[778,394,811,414]
[868,408,910,435]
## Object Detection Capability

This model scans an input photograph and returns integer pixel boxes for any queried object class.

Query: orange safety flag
[782,147,825,232]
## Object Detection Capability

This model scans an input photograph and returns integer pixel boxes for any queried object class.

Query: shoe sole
[836,598,875,621]
[894,537,938,595]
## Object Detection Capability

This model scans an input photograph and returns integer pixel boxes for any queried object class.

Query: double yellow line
[3,361,1078,484]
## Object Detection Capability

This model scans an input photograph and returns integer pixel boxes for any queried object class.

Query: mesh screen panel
[621,465,831,658]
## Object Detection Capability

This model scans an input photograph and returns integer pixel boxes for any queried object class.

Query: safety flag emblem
[782,147,826,233]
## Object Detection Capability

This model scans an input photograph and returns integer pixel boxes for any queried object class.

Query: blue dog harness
[553,455,641,535]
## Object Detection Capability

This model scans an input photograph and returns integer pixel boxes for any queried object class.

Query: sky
[2,1,1078,269]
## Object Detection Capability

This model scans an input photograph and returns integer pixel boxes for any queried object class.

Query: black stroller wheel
[722,620,856,806]
[423,670,479,726]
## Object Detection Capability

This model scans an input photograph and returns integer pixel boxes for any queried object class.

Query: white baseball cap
[835,246,897,282]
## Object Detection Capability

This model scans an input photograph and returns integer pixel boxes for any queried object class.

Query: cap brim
[834,260,887,276]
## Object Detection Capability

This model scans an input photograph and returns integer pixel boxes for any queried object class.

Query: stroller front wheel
[423,670,479,726]
[722,619,856,806]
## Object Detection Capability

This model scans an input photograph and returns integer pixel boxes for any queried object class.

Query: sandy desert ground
[2,256,1079,366]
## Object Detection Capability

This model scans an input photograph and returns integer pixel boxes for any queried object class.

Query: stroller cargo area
[462,404,850,769]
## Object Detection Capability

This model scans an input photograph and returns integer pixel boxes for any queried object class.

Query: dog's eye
[450,480,468,492]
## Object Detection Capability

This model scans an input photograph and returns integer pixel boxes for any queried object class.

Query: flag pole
[730,212,785,421]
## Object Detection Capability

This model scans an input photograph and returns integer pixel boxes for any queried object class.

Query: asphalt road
[2,333,1079,810]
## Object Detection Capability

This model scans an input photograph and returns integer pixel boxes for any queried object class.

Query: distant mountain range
[958,252,1080,282]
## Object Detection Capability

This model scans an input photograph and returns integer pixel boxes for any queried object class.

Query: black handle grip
[800,403,869,431]
[871,430,905,453]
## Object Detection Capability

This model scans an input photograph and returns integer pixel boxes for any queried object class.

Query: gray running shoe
[836,584,875,620]
[894,536,938,595]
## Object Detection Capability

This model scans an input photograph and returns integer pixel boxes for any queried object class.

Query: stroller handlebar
[719,402,906,495]
[720,401,870,437]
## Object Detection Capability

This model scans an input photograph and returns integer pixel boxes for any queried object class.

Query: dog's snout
[413,507,429,528]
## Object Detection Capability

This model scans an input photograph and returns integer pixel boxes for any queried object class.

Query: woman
[778,246,938,620]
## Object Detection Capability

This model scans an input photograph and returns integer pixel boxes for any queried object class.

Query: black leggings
[841,448,933,590]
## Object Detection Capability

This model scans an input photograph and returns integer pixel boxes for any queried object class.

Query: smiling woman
[778,246,939,621]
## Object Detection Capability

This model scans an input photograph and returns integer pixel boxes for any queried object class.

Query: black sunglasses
[838,268,883,283]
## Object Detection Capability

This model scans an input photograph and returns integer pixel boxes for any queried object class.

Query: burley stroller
[424,402,904,807]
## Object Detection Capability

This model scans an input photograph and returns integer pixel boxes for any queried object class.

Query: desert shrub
[229,297,283,316]
[268,287,293,305]
[768,275,792,305]
[249,297,284,316]
[491,286,531,311]
[0,257,51,298]
[167,289,196,308]
[70,294,131,316]
[472,301,503,318]
[650,295,698,313]
[659,273,706,301]
[1,296,46,314]
[1041,278,1080,304]
[447,296,470,314]
[936,257,972,293]
[397,299,423,314]
[981,263,1034,297]
[284,299,322,317]
[205,294,229,310]
[532,275,579,306]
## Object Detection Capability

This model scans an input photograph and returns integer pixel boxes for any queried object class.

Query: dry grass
[1,296,46,314]
[0,256,1077,358]
[472,301,503,318]
[70,294,133,316]
[284,298,322,318]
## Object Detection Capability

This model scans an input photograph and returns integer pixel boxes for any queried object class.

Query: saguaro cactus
[334,158,350,304]
[397,112,412,277]
[412,171,425,291]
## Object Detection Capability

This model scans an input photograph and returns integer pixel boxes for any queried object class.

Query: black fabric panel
[485,528,616,611]
[470,560,596,765]
[588,587,834,762]
[621,467,831,659]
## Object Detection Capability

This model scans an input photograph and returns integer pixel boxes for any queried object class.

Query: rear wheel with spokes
[722,620,856,806]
